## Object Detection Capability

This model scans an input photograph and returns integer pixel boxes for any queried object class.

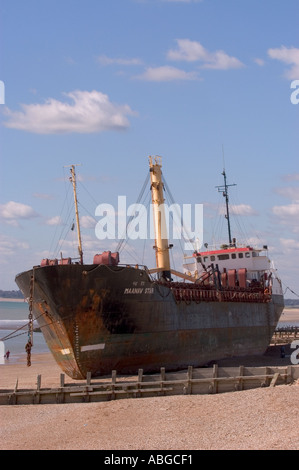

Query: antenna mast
[68,164,83,264]
[216,166,236,246]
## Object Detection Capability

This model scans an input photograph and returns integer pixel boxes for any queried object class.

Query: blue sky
[0,0,298,296]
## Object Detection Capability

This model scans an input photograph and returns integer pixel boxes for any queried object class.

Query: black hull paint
[15,264,284,379]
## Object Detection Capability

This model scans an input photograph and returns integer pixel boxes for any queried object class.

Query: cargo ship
[15,156,284,379]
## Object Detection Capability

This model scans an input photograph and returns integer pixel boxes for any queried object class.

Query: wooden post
[263,367,269,387]
[270,372,280,387]
[37,374,41,390]
[286,366,292,384]
[212,364,218,394]
[111,370,117,400]
[187,366,193,395]
[34,374,41,404]
[136,369,143,398]
[160,367,166,395]
[86,371,91,385]
[56,374,66,404]
[238,365,244,391]
[60,373,65,387]
[9,379,18,405]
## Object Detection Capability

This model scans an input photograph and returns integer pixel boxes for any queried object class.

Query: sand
[278,307,299,324]
[0,307,298,451]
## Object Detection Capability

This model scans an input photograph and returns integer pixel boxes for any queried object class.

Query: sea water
[0,301,49,363]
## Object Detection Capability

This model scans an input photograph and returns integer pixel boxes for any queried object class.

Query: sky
[0,0,298,297]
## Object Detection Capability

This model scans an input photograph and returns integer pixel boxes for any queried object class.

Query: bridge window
[218,254,230,260]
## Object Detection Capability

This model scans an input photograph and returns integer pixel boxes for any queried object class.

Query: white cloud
[81,215,97,229]
[0,201,38,226]
[231,204,257,216]
[46,216,63,226]
[271,181,299,233]
[275,187,299,202]
[167,39,244,70]
[135,65,198,81]
[3,90,136,134]
[272,203,299,217]
[0,235,29,256]
[283,173,299,182]
[268,46,299,79]
[65,56,76,65]
[45,215,96,229]
[272,204,299,234]
[219,204,257,216]
[279,238,299,251]
[97,55,143,66]
[254,58,265,66]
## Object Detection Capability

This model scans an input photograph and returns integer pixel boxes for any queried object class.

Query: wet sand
[278,307,299,324]
[0,307,298,450]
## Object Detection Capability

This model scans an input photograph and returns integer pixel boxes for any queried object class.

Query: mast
[149,156,171,281]
[69,165,83,264]
[216,168,236,246]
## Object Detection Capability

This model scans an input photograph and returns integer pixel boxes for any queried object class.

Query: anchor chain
[26,274,34,367]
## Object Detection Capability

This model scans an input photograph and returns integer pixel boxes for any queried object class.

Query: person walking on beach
[5,350,10,359]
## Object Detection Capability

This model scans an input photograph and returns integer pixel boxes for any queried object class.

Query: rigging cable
[48,176,72,258]
[163,175,196,253]
[116,172,150,254]
[283,285,299,298]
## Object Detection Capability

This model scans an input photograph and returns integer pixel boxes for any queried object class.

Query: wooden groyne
[1,364,298,406]
[272,326,299,344]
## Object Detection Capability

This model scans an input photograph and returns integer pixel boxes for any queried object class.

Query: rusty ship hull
[15,263,284,380]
